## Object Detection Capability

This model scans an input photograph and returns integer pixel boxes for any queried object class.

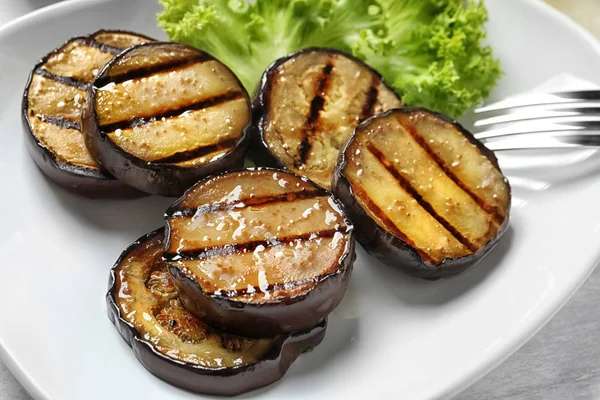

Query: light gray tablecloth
[1,1,600,399]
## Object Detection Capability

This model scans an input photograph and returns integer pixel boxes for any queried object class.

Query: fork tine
[473,90,600,150]
[475,113,600,128]
[484,133,600,151]
[474,120,600,139]
[475,90,600,114]
[474,105,600,127]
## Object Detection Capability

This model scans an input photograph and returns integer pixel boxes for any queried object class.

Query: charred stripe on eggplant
[34,114,81,131]
[333,108,511,278]
[98,90,245,133]
[164,168,355,337]
[74,37,125,55]
[164,227,344,261]
[255,48,403,190]
[366,142,478,252]
[347,181,430,260]
[94,53,214,87]
[360,76,380,121]
[166,188,326,218]
[33,32,153,88]
[83,42,252,196]
[201,271,343,298]
[297,61,333,167]
[396,117,504,224]
[22,30,154,197]
[152,137,240,164]
[166,192,347,256]
[32,67,90,90]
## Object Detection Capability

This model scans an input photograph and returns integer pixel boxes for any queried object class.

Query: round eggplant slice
[22,30,153,197]
[164,168,355,338]
[253,48,402,190]
[83,42,252,197]
[107,229,327,396]
[333,108,511,279]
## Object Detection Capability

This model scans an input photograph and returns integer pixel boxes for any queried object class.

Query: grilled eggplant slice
[83,42,252,197]
[22,30,153,196]
[164,168,355,337]
[333,108,511,279]
[107,229,327,396]
[253,48,402,190]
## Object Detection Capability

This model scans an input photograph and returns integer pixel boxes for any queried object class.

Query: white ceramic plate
[1,0,600,399]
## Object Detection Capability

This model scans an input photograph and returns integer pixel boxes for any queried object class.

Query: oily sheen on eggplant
[22,30,153,196]
[164,168,355,338]
[253,48,403,190]
[333,108,511,279]
[107,229,326,396]
[82,42,252,197]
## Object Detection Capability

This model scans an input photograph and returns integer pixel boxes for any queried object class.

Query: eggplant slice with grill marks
[108,229,326,396]
[253,48,403,190]
[82,42,252,197]
[164,168,355,338]
[332,108,511,279]
[22,30,153,196]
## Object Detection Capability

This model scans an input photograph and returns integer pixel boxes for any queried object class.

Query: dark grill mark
[297,140,311,166]
[360,77,380,121]
[205,272,337,298]
[166,189,326,218]
[152,137,239,164]
[35,114,81,131]
[33,68,90,91]
[164,228,344,262]
[75,37,124,56]
[396,117,504,225]
[94,53,213,87]
[99,91,245,133]
[307,93,327,125]
[367,142,477,252]
[296,62,334,167]
[347,180,433,263]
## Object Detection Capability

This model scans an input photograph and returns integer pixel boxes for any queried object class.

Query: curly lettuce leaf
[158,0,501,118]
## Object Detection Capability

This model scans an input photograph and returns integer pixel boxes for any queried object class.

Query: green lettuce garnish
[158,0,501,118]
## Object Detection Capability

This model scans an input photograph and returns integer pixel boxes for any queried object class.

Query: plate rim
[1,0,600,399]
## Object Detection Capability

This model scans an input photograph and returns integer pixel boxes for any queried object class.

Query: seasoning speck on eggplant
[83,42,252,197]
[164,168,355,338]
[333,108,511,279]
[22,30,153,196]
[107,229,327,396]
[254,48,402,190]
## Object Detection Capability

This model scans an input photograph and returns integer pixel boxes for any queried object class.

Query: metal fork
[470,90,600,151]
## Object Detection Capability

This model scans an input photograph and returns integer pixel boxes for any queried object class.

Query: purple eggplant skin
[82,42,253,198]
[165,167,357,338]
[21,33,145,198]
[107,229,327,396]
[249,47,402,173]
[168,251,353,338]
[331,108,512,280]
[21,114,139,197]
